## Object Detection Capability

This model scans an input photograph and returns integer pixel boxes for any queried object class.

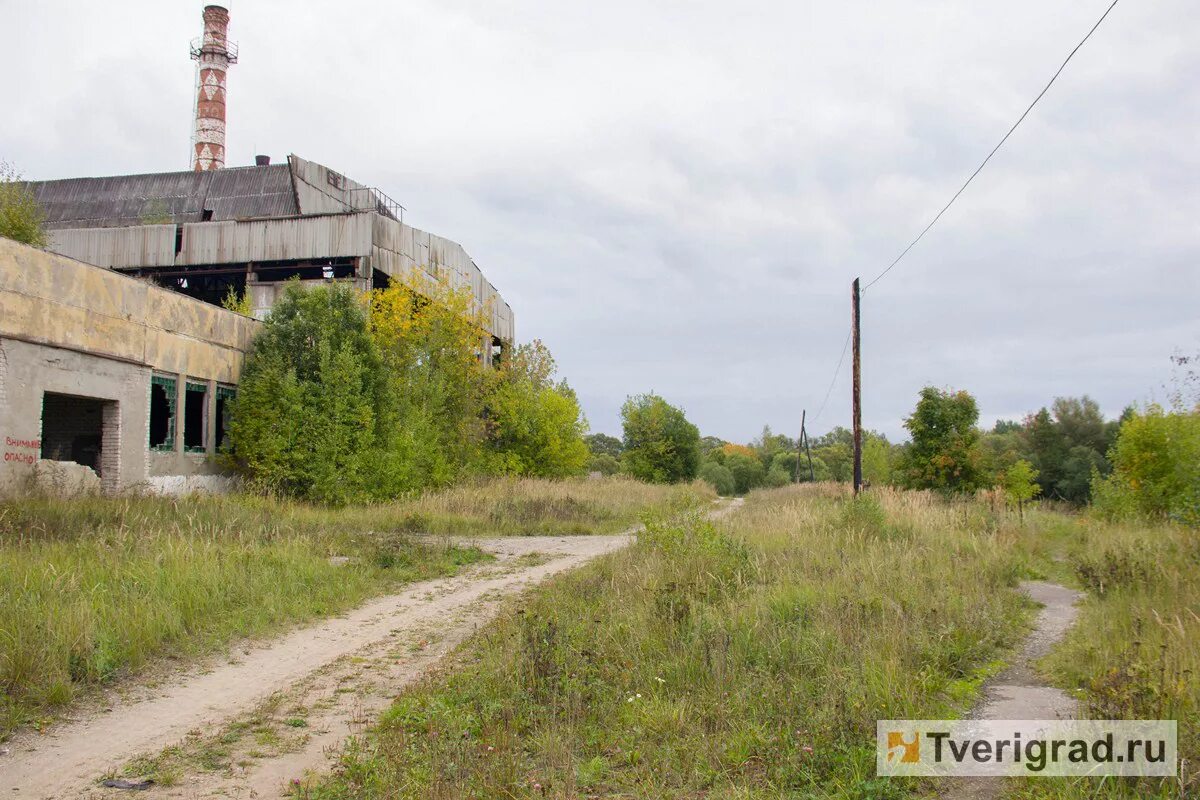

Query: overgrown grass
[392,476,714,536]
[1013,514,1199,799]
[0,492,484,739]
[0,477,704,740]
[302,484,1033,799]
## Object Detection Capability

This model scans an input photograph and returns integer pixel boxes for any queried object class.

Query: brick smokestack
[190,5,237,171]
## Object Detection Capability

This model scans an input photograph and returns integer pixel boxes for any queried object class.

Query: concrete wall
[1,338,146,494]
[47,213,515,342]
[0,238,260,495]
[41,155,514,342]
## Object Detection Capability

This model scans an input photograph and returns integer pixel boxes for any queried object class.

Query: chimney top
[255,155,271,166]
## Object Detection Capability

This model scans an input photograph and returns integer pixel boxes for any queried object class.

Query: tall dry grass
[394,475,714,536]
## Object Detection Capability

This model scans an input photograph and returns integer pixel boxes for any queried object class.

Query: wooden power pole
[796,409,815,484]
[851,278,863,495]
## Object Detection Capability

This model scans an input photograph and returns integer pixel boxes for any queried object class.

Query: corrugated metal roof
[29,164,298,229]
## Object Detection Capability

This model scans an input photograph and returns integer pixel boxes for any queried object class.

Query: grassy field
[302,484,1037,799]
[391,476,714,536]
[0,477,706,740]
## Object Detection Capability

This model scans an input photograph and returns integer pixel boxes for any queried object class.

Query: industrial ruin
[0,4,513,496]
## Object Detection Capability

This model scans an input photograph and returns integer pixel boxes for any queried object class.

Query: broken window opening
[149,375,177,451]
[41,392,106,474]
[184,381,208,453]
[215,385,236,451]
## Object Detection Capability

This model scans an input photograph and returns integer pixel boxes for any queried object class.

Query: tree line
[584,377,1197,527]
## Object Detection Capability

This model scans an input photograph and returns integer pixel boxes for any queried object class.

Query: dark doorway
[41,393,106,473]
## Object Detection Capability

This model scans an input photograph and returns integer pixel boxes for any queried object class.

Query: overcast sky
[4,0,1198,442]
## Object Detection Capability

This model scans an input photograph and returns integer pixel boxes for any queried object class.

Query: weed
[301,484,1030,799]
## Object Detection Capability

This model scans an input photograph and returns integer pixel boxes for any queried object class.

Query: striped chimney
[190,5,237,171]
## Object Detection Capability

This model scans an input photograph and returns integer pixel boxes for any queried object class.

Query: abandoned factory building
[1,155,514,496]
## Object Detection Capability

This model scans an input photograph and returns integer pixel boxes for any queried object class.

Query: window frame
[183,380,209,454]
[149,374,177,452]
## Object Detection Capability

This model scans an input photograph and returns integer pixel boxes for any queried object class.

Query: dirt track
[0,534,634,799]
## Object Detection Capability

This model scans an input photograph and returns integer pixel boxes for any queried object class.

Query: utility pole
[795,409,816,484]
[852,278,862,495]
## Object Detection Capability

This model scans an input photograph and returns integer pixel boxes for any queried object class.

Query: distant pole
[852,278,863,495]
[795,410,805,484]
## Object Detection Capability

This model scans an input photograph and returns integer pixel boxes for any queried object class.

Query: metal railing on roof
[345,186,405,224]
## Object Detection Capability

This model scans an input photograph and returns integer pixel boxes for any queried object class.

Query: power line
[811,326,852,426]
[861,0,1122,292]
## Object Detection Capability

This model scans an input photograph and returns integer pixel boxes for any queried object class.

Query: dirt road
[1,499,741,799]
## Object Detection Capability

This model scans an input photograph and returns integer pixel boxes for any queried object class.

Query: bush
[620,394,701,484]
[225,282,384,504]
[725,451,766,494]
[0,162,47,248]
[227,279,589,503]
[486,342,589,478]
[698,461,735,495]
[1091,405,1200,526]
[588,453,621,476]
[765,464,792,488]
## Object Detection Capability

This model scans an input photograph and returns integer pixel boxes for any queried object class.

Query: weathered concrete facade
[0,237,259,495]
[8,155,515,496]
[32,155,515,344]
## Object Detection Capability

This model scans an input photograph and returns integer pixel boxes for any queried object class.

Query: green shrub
[620,393,701,484]
[225,282,382,504]
[485,342,589,478]
[0,162,47,248]
[1091,405,1200,526]
[698,461,735,495]
[227,282,589,503]
[725,451,765,494]
[838,494,887,536]
[588,453,620,475]
[766,464,792,488]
